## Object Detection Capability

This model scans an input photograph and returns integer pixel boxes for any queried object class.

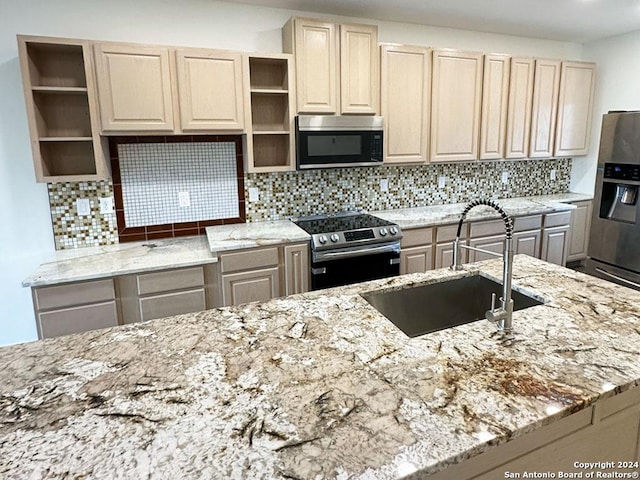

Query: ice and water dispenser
[599,163,639,224]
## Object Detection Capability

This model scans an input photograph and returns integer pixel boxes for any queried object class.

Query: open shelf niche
[18,35,109,182]
[244,54,296,172]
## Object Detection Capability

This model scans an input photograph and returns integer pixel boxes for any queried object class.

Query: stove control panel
[344,230,375,242]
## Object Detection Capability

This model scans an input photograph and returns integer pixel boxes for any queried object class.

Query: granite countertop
[23,236,216,287]
[24,193,593,287]
[3,255,639,479]
[205,219,310,254]
[373,193,593,229]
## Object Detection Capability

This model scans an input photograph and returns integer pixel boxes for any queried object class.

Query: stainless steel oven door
[310,241,400,290]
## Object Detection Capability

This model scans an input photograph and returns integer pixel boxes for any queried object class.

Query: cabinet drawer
[469,219,505,238]
[401,227,433,248]
[35,279,115,310]
[38,301,118,338]
[220,247,279,273]
[136,267,204,295]
[544,211,571,227]
[139,288,206,322]
[514,214,542,232]
[436,224,466,243]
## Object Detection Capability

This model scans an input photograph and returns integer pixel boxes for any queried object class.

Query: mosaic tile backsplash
[48,180,118,250]
[48,158,571,249]
[245,158,572,220]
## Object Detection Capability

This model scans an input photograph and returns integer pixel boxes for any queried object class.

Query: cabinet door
[283,244,310,295]
[401,245,433,275]
[340,23,378,114]
[541,226,569,265]
[480,54,510,160]
[175,49,244,131]
[468,234,505,262]
[222,267,280,306]
[567,200,593,262]
[94,43,175,132]
[505,57,534,159]
[513,230,541,258]
[529,59,561,158]
[287,18,338,114]
[430,49,483,162]
[381,44,431,164]
[555,62,596,157]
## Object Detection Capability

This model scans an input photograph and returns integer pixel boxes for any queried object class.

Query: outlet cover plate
[76,198,90,216]
[178,191,191,208]
[99,197,114,214]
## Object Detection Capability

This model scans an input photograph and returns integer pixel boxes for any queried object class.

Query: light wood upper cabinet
[175,49,244,131]
[340,24,379,114]
[505,57,535,159]
[480,54,510,160]
[94,43,175,132]
[380,44,431,164]
[17,35,110,183]
[283,17,338,114]
[555,61,596,157]
[530,59,561,158]
[430,49,484,162]
[283,17,378,115]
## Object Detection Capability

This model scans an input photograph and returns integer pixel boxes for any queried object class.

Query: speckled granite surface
[25,193,592,287]
[23,236,216,287]
[373,193,592,229]
[205,219,310,254]
[4,255,639,479]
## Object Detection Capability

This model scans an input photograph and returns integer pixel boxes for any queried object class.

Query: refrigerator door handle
[595,267,640,289]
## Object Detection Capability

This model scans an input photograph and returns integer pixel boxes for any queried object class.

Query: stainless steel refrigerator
[586,111,640,290]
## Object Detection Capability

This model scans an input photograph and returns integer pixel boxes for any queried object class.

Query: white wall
[0,0,583,346]
[572,30,640,194]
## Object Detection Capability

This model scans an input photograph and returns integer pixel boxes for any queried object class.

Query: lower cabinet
[32,279,119,338]
[219,243,309,306]
[117,266,207,324]
[567,200,592,263]
[426,386,640,479]
[400,227,434,274]
[540,211,571,266]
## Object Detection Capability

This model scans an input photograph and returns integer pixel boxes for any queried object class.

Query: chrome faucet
[451,199,515,335]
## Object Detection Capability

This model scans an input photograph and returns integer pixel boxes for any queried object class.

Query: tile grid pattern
[118,142,240,227]
[48,158,571,249]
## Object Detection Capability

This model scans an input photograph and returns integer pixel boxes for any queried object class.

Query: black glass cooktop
[294,213,394,235]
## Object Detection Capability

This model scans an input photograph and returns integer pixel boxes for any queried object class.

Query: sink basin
[362,274,543,338]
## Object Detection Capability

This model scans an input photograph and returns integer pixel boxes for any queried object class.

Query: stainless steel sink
[362,274,543,338]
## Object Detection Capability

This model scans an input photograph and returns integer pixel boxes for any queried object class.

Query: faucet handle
[490,293,496,311]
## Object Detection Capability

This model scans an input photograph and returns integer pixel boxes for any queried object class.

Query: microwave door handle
[595,267,640,289]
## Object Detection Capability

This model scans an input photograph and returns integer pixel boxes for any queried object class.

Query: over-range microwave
[295,115,383,169]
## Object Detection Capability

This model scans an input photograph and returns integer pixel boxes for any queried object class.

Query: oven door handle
[595,267,640,289]
[313,242,401,263]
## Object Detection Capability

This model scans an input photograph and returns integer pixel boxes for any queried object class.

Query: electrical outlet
[550,169,557,180]
[248,187,259,202]
[501,171,509,184]
[438,176,447,188]
[76,198,90,216]
[178,191,191,208]
[99,196,114,214]
[380,179,389,192]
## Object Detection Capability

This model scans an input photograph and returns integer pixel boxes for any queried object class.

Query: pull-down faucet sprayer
[451,199,515,335]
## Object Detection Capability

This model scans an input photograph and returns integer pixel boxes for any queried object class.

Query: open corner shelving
[18,35,109,182]
[245,54,296,172]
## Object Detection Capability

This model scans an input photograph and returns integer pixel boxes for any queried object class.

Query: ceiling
[224,0,640,43]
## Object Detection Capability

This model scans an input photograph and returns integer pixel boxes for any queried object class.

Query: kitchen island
[4,255,639,479]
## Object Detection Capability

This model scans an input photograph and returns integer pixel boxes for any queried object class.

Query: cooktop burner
[293,212,402,251]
